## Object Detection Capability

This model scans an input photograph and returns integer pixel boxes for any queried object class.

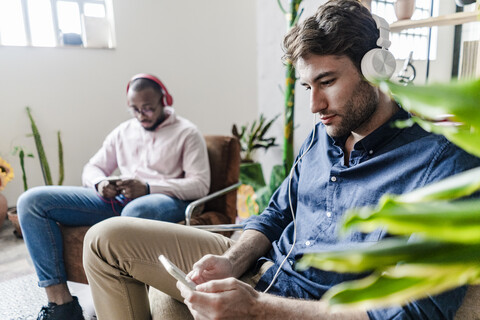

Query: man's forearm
[255,293,369,320]
[223,229,271,277]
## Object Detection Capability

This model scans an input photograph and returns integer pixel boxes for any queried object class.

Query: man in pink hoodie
[17,73,210,320]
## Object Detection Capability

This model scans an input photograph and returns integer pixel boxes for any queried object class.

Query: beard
[143,117,163,131]
[326,80,379,138]
[142,111,166,132]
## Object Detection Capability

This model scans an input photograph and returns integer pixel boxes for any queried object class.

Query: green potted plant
[232,113,280,218]
[296,78,480,311]
[8,106,65,237]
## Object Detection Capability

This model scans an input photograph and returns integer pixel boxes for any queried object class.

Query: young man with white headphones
[17,74,210,320]
[82,1,480,319]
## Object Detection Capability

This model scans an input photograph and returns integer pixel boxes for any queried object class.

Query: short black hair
[129,78,164,100]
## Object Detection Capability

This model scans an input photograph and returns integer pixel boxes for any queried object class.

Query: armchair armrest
[188,224,244,232]
[185,182,242,226]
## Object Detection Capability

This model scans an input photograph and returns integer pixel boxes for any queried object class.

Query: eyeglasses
[129,106,158,117]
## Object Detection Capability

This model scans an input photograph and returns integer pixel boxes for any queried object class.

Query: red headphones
[126,73,173,106]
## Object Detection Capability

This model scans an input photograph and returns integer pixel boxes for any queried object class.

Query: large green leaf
[342,199,480,243]
[379,79,480,157]
[297,240,480,309]
[387,166,480,204]
[322,265,480,311]
[295,239,480,273]
[405,118,480,158]
[26,106,53,185]
[297,239,480,273]
[379,79,480,128]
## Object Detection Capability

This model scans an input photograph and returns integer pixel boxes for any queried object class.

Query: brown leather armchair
[60,135,240,284]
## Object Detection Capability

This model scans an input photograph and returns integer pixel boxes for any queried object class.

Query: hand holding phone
[159,255,196,290]
[97,176,122,198]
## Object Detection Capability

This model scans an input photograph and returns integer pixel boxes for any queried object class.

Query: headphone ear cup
[163,93,173,107]
[361,48,396,81]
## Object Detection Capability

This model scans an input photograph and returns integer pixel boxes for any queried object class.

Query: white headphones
[361,14,396,81]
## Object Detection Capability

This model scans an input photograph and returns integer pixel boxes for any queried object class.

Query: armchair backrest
[203,135,240,224]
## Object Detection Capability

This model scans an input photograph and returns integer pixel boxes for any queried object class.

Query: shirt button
[369,150,374,155]
[305,240,311,246]
[331,176,337,182]
[326,211,332,218]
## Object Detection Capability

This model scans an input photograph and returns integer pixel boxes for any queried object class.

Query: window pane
[27,0,55,46]
[84,3,106,18]
[372,0,436,60]
[57,1,81,34]
[0,0,27,46]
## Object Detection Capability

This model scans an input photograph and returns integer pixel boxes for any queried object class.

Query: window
[0,0,115,48]
[372,0,437,60]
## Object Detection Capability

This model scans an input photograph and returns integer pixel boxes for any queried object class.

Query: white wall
[256,0,328,182]
[257,0,457,181]
[0,0,257,205]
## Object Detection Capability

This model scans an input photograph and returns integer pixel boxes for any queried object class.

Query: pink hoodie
[82,107,210,200]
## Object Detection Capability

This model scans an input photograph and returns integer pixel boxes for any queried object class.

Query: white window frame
[0,0,116,48]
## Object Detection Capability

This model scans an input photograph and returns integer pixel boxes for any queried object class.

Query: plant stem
[283,0,302,174]
[18,149,28,191]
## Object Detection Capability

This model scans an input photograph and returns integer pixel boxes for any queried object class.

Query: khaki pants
[83,217,272,320]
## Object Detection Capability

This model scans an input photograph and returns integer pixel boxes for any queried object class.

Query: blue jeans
[17,185,190,288]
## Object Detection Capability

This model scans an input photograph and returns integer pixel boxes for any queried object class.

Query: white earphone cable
[263,114,317,293]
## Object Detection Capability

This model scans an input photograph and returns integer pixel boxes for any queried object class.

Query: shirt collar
[356,107,409,152]
[331,107,409,152]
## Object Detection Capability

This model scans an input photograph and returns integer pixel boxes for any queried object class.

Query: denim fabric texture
[17,186,190,287]
[246,109,480,320]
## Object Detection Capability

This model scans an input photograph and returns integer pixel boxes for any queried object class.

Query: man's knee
[83,217,127,272]
[17,186,51,221]
[121,195,180,220]
[84,217,127,253]
[121,196,151,216]
[83,216,161,264]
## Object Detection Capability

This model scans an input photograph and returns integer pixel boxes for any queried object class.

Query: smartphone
[105,176,121,184]
[159,255,197,290]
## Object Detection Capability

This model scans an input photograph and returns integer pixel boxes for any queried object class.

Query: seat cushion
[455,285,480,319]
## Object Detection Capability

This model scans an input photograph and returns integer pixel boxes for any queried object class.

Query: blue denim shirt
[245,109,480,320]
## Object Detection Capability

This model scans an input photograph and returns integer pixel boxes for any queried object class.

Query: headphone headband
[371,14,391,50]
[360,14,396,81]
[126,73,173,106]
